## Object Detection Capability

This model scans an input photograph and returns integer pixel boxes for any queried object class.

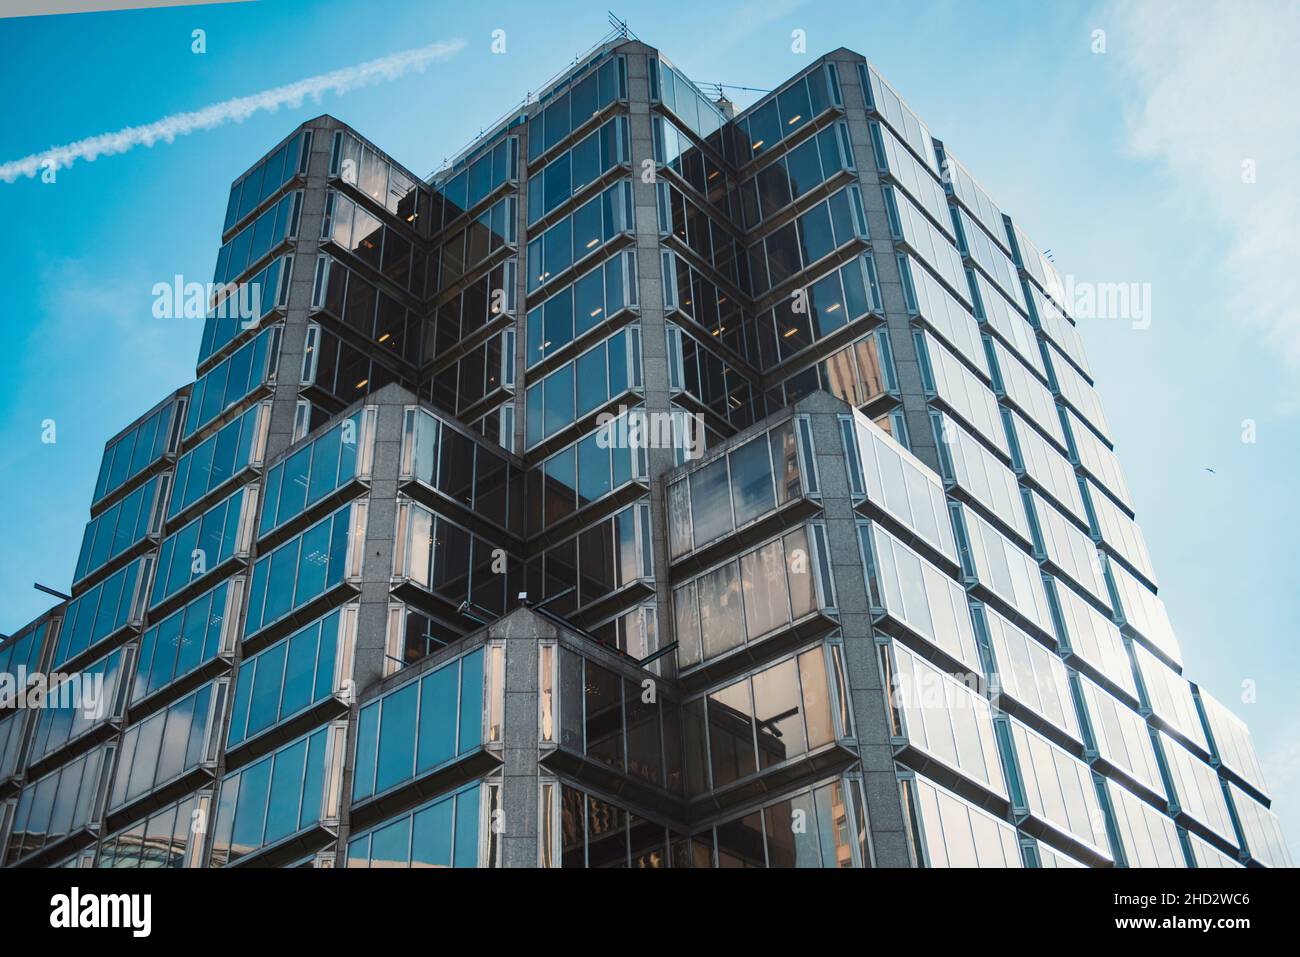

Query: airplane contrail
[0,38,466,183]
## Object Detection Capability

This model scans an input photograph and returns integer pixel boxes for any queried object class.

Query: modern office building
[0,31,1289,869]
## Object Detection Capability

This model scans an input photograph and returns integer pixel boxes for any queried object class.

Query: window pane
[729,436,775,526]
[584,662,624,772]
[716,810,764,867]
[411,796,454,868]
[800,647,835,748]
[689,457,733,547]
[752,657,807,768]
[375,683,416,794]
[585,793,626,868]
[708,679,756,787]
[453,787,481,867]
[698,560,743,660]
[765,793,821,867]
[264,739,306,844]
[797,203,834,265]
[575,348,606,418]
[370,816,411,869]
[740,539,791,639]
[546,364,575,436]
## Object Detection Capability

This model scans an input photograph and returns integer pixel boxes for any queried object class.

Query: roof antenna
[607,11,629,38]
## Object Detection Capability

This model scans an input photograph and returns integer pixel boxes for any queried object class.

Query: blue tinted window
[453,786,481,867]
[730,436,776,526]
[264,739,307,844]
[227,663,253,747]
[353,649,483,804]
[245,505,353,635]
[75,478,160,583]
[169,405,260,518]
[281,626,317,717]
[264,543,296,625]
[57,560,140,668]
[690,457,734,547]
[230,761,271,857]
[228,611,339,749]
[354,703,379,801]
[545,363,575,436]
[213,725,329,865]
[375,682,417,794]
[411,796,454,867]
[185,327,277,438]
[260,412,362,536]
[575,348,605,418]
[526,385,543,447]
[577,433,611,504]
[246,642,286,738]
[94,400,176,504]
[278,448,311,523]
[151,489,246,607]
[348,783,481,869]
[301,730,327,830]
[607,330,628,396]
[416,660,458,773]
[798,203,835,264]
[458,650,484,754]
[216,192,299,285]
[370,816,411,868]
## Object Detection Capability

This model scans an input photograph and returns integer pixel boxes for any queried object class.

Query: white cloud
[1103,0,1300,373]
[0,38,465,183]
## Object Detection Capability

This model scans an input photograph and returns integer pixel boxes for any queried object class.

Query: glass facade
[0,39,1283,873]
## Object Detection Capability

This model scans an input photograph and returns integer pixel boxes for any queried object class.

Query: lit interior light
[708,170,720,180]
[826,303,840,312]
[541,340,552,349]
[590,308,603,317]
[751,140,764,151]
[355,379,369,389]
[378,333,391,343]
[787,115,802,125]
[783,327,799,338]
[586,238,599,248]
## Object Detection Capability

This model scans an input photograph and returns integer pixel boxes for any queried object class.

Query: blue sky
[1,0,1296,857]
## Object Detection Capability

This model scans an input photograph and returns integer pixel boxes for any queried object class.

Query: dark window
[785,138,823,199]
[438,429,475,507]
[756,160,792,220]
[777,80,812,134]
[765,221,801,286]
[708,679,756,787]
[797,203,835,266]
[584,662,623,772]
